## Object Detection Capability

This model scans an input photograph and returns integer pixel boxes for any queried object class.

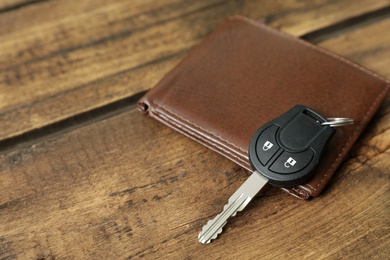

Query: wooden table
[1,1,389,259]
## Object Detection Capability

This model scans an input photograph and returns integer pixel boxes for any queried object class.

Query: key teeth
[198,198,247,244]
[228,206,243,217]
[198,223,224,244]
[198,214,227,244]
[198,172,267,244]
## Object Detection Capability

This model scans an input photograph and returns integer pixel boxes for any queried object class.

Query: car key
[198,104,353,244]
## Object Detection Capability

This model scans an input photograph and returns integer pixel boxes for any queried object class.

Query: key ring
[322,118,354,127]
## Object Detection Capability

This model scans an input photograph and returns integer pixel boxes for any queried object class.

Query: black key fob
[248,105,335,187]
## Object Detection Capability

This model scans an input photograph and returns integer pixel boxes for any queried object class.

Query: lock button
[255,125,280,165]
[269,149,314,174]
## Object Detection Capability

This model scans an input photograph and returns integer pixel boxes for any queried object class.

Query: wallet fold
[138,16,389,199]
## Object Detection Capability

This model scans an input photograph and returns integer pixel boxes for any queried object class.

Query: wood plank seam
[0,0,225,74]
[301,5,390,43]
[0,91,146,155]
[0,0,49,14]
[0,50,185,115]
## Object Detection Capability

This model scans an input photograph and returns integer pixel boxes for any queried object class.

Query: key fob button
[255,125,280,165]
[269,149,314,174]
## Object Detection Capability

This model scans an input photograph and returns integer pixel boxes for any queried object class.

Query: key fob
[248,105,335,187]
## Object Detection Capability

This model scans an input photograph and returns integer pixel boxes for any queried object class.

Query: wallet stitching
[151,101,248,154]
[306,82,390,191]
[289,187,310,199]
[154,106,249,165]
[236,16,390,84]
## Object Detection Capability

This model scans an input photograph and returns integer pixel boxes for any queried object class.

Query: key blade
[198,194,247,244]
[198,171,268,244]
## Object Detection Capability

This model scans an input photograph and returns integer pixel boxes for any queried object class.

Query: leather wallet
[137,16,389,199]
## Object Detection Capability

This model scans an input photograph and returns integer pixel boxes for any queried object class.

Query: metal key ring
[322,118,354,127]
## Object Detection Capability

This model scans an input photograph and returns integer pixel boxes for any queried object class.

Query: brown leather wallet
[137,16,389,199]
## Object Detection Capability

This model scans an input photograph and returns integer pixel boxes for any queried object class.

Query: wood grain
[0,0,389,141]
[319,18,390,78]
[0,16,389,259]
[0,0,45,11]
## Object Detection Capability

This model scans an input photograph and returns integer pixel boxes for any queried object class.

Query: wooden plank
[0,19,389,259]
[0,0,388,141]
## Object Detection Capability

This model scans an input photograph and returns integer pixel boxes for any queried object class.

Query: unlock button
[256,125,280,165]
[270,149,314,174]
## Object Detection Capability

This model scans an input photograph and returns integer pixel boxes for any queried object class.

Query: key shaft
[198,171,268,244]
